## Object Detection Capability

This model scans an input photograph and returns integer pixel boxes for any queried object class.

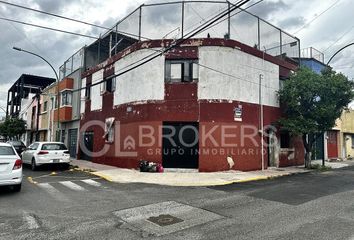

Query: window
[61,91,72,106]
[50,97,54,110]
[0,146,16,155]
[280,131,290,148]
[29,143,39,150]
[101,77,116,94]
[43,101,48,112]
[41,143,67,150]
[165,60,198,83]
[104,117,115,143]
[327,131,337,144]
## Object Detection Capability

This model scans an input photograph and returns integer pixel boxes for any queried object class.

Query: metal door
[162,122,199,169]
[80,131,94,161]
[68,129,78,158]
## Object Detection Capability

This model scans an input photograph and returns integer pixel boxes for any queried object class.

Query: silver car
[0,142,22,192]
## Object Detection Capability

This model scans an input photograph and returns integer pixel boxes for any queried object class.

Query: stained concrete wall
[80,77,86,115]
[198,46,280,107]
[113,48,165,106]
[91,69,103,111]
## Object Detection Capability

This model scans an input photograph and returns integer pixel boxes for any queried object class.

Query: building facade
[78,38,304,171]
[72,1,305,172]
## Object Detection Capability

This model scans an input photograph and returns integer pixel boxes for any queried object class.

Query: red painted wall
[79,91,305,171]
[78,40,304,172]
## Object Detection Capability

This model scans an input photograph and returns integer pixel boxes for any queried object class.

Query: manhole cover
[147,214,183,227]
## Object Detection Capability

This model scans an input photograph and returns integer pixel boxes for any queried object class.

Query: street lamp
[13,46,60,141]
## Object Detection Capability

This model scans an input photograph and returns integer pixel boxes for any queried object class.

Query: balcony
[58,77,74,91]
[53,106,72,122]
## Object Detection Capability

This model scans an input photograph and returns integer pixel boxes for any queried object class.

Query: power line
[197,63,278,91]
[0,16,99,39]
[0,0,110,30]
[0,0,150,40]
[293,0,341,35]
[323,25,354,53]
[0,12,53,63]
[199,0,264,37]
[70,0,253,93]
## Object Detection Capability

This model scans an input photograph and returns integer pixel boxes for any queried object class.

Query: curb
[70,164,312,187]
[72,166,114,182]
[91,172,114,182]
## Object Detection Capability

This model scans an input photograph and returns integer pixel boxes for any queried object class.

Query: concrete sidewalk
[71,159,312,186]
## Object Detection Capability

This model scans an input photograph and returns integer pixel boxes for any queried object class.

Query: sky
[1,0,354,117]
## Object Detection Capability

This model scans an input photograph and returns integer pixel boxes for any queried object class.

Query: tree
[278,67,354,168]
[0,117,26,140]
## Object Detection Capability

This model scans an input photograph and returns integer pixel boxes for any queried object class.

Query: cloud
[247,0,288,20]
[278,16,306,30]
[32,0,74,13]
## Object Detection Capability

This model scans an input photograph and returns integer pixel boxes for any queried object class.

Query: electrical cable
[0,16,99,39]
[293,0,341,35]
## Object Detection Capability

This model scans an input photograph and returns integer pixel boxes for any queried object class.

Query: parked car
[0,142,22,192]
[7,140,26,155]
[21,142,71,171]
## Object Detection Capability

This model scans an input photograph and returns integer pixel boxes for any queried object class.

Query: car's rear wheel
[31,158,37,171]
[12,184,21,192]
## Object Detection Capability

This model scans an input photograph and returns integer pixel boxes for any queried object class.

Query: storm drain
[113,201,223,236]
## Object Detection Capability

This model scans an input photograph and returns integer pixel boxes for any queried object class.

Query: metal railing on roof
[301,47,324,63]
[60,1,301,75]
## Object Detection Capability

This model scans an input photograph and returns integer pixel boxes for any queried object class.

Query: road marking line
[23,212,39,230]
[37,183,70,202]
[81,179,101,187]
[59,181,86,191]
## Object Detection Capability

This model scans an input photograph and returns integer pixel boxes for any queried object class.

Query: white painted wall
[80,78,86,115]
[91,69,103,111]
[198,46,280,107]
[113,48,165,106]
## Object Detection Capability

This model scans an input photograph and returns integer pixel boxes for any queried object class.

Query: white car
[21,142,71,171]
[0,142,22,192]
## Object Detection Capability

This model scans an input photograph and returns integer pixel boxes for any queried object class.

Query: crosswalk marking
[37,183,70,202]
[59,181,86,191]
[81,179,101,187]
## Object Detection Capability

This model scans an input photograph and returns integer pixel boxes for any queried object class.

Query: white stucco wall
[198,46,280,107]
[80,78,86,114]
[113,48,165,106]
[91,69,103,111]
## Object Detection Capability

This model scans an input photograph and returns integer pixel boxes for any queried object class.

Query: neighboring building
[338,110,354,159]
[298,47,343,161]
[55,34,138,158]
[7,74,55,118]
[7,74,55,145]
[38,83,59,142]
[76,1,304,172]
[299,47,325,74]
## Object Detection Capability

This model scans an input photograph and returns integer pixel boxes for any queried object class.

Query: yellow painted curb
[27,177,37,184]
[91,172,113,182]
[234,176,270,183]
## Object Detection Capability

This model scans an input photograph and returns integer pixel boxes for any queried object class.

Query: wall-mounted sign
[234,105,242,122]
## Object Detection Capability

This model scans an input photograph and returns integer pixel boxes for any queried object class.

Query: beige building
[338,110,354,159]
[38,83,59,142]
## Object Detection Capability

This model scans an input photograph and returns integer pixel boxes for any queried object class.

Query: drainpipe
[259,73,264,171]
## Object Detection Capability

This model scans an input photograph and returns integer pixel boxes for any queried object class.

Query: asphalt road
[2,164,354,240]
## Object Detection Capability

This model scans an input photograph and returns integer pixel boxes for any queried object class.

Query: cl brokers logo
[79,120,138,158]
[79,120,279,158]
